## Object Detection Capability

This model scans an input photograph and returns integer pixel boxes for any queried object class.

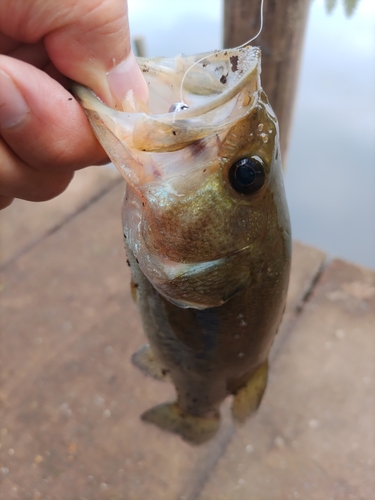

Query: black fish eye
[229,157,266,194]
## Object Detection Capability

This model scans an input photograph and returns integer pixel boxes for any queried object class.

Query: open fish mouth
[73,46,278,309]
[73,46,261,191]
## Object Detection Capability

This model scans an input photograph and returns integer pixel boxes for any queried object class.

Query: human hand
[0,0,148,209]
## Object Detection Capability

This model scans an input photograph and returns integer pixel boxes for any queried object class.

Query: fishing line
[170,0,265,113]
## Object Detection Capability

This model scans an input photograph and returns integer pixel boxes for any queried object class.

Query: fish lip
[74,45,261,117]
[139,46,261,118]
[72,46,262,190]
[72,45,261,146]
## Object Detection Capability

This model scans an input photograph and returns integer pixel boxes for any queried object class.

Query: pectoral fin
[131,344,171,382]
[141,402,220,445]
[231,360,269,423]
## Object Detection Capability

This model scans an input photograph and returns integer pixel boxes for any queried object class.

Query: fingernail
[107,52,149,105]
[0,70,29,129]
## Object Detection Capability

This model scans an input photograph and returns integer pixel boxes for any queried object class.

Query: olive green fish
[74,46,291,444]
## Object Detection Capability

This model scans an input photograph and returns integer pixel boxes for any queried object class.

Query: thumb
[43,0,148,106]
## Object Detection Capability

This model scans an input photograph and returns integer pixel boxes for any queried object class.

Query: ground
[0,167,374,500]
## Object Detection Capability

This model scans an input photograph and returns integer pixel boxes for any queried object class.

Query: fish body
[74,46,291,444]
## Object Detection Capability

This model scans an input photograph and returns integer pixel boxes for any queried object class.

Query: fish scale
[74,45,291,444]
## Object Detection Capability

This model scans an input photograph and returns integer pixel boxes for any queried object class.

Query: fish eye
[229,157,265,194]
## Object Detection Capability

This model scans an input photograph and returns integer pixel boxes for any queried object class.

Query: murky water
[286,0,375,270]
[128,0,375,269]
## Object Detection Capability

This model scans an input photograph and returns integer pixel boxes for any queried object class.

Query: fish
[74,45,291,444]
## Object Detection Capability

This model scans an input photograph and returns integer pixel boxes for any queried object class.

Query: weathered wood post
[223,0,310,163]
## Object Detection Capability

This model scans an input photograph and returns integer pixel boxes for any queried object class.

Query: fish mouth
[73,46,261,190]
[74,47,265,310]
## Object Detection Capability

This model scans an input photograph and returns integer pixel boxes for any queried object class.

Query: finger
[0,35,50,71]
[0,55,107,171]
[9,41,50,69]
[0,137,74,202]
[44,1,149,106]
[0,0,148,105]
[0,194,14,210]
[0,32,21,54]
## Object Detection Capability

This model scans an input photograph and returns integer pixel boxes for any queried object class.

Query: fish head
[74,46,290,309]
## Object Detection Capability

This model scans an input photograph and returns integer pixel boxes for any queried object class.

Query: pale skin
[0,0,148,210]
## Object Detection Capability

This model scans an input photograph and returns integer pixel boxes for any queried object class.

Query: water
[128,0,375,269]
[286,0,375,270]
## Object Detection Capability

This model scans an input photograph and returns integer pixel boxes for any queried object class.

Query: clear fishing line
[173,0,265,112]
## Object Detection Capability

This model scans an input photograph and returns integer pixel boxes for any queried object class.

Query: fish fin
[231,360,269,423]
[131,344,171,382]
[141,402,220,445]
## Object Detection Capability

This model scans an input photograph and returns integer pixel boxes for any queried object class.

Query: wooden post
[223,0,310,163]
[133,36,147,57]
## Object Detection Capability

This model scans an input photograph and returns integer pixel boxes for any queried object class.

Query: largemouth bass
[74,46,291,444]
